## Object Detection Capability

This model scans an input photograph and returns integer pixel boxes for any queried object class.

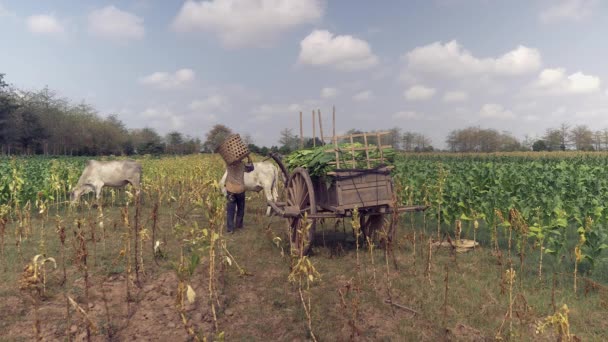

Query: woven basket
[216,134,249,164]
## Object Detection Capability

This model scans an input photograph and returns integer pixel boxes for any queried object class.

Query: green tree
[131,128,164,155]
[203,124,232,152]
[532,140,548,151]
[278,128,299,152]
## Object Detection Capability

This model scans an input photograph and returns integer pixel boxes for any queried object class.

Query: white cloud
[321,87,338,99]
[88,6,144,42]
[189,95,228,111]
[392,111,420,120]
[479,104,515,119]
[530,68,601,95]
[0,3,15,17]
[172,0,322,48]
[26,14,64,36]
[298,30,379,71]
[352,90,373,101]
[442,90,468,103]
[523,115,541,122]
[404,40,541,78]
[252,103,301,121]
[139,69,195,89]
[540,0,597,23]
[404,85,436,101]
[141,107,183,129]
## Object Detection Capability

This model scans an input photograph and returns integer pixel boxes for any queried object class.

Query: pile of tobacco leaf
[284,143,395,177]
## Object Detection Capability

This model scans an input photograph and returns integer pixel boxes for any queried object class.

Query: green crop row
[393,153,608,275]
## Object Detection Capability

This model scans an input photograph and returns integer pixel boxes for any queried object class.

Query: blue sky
[1,0,608,148]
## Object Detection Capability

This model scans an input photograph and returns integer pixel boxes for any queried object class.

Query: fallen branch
[384,299,419,316]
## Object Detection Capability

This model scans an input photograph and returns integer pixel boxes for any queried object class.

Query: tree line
[0,74,201,156]
[4,74,608,156]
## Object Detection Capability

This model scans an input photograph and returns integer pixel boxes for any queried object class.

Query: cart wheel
[360,213,387,242]
[360,209,398,248]
[285,167,317,255]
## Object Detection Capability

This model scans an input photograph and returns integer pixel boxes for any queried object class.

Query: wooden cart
[267,130,428,255]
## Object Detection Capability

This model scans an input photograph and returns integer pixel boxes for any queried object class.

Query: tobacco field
[0,152,606,341]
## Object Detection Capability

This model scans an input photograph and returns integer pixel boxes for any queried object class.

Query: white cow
[219,162,281,216]
[70,160,142,204]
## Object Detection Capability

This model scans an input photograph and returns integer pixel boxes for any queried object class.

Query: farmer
[224,154,254,233]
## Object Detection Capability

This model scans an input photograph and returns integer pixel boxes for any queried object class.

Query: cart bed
[313,167,394,212]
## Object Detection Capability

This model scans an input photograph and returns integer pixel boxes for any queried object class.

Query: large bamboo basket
[216,134,249,164]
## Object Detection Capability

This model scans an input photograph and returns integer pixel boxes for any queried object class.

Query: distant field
[0,153,606,341]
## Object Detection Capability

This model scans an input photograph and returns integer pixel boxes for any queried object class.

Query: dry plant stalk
[121,206,132,317]
[151,203,159,265]
[132,191,142,287]
[380,224,396,317]
[100,282,114,339]
[443,263,449,327]
[506,268,516,338]
[338,280,361,340]
[55,217,71,341]
[366,235,377,290]
[425,237,433,285]
[289,216,320,342]
[68,296,98,336]
[73,221,92,341]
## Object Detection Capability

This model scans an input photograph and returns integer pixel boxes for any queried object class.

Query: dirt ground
[1,200,606,341]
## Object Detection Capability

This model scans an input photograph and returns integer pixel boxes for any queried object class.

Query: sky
[1,0,608,149]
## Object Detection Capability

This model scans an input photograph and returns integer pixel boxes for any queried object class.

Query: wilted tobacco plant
[174,246,201,341]
[0,204,9,266]
[19,254,57,340]
[9,157,25,208]
[509,208,529,288]
[433,163,448,241]
[35,194,48,257]
[573,217,590,294]
[365,234,377,290]
[495,267,517,340]
[535,304,573,341]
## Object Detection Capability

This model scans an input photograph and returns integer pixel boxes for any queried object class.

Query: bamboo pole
[377,132,384,163]
[333,106,339,167]
[363,133,371,168]
[349,135,356,168]
[318,109,325,145]
[332,106,336,140]
[300,111,303,149]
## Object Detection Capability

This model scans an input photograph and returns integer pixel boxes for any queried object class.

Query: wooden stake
[312,110,316,148]
[299,111,303,149]
[318,109,325,145]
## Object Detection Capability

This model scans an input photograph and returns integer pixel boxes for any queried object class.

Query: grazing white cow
[70,160,142,204]
[219,162,281,216]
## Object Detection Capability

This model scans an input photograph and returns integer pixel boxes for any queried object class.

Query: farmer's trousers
[226,191,245,232]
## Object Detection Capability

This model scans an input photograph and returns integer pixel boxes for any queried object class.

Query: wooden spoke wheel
[285,167,317,255]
